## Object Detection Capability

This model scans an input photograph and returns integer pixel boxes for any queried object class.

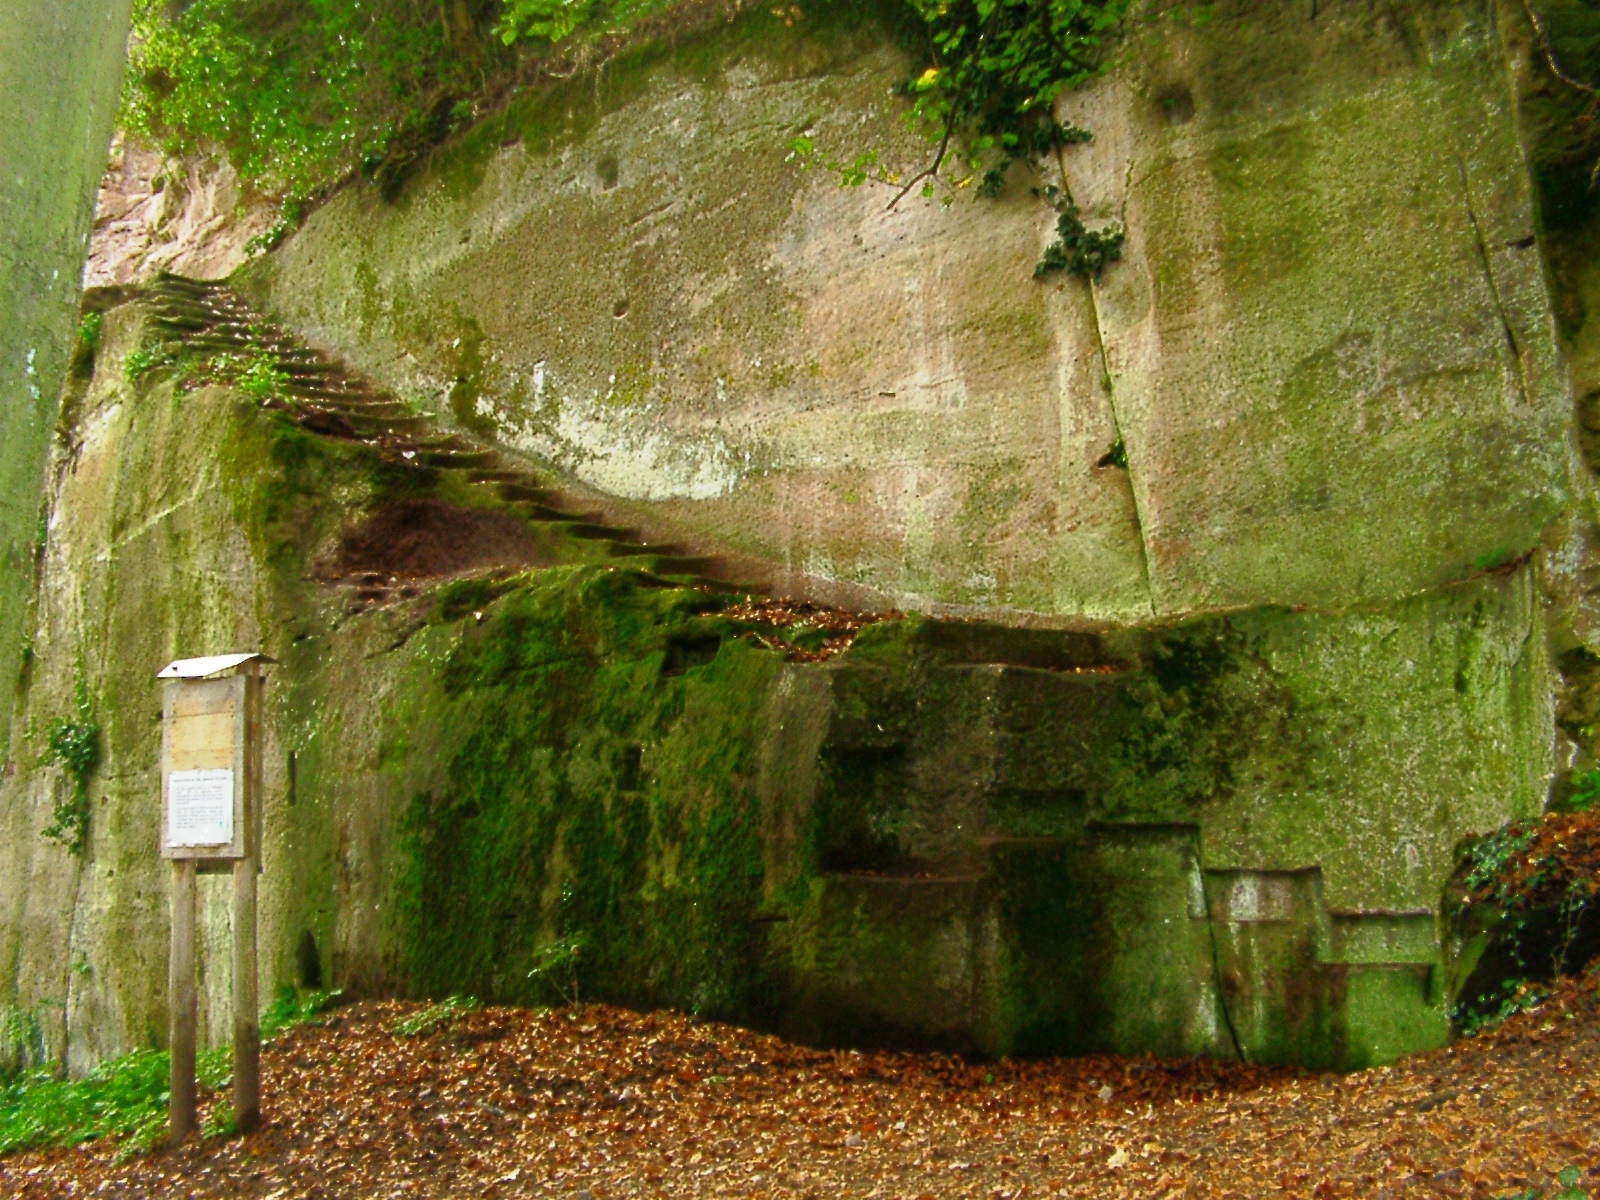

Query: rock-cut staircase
[140,272,733,606]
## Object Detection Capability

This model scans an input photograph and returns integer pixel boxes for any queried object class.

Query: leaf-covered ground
[4,976,1600,1200]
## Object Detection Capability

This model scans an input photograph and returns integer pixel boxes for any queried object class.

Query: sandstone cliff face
[0,0,133,756]
[83,137,278,291]
[1,0,1592,1072]
[242,0,1573,622]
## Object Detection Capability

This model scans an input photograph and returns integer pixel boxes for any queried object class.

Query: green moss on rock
[397,566,786,1016]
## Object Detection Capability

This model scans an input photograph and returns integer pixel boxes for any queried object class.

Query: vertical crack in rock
[1198,863,1247,1063]
[1457,154,1534,408]
[60,842,88,1070]
[1082,271,1157,619]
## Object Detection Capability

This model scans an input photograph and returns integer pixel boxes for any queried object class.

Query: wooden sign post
[159,653,271,1142]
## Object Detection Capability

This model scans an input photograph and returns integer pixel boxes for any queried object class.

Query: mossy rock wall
[0,0,1587,1075]
[0,303,1554,1071]
[0,0,133,754]
[0,305,829,1067]
[241,0,1569,622]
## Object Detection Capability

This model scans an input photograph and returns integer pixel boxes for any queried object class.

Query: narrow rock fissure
[1196,850,1247,1062]
[59,839,88,1072]
[1054,147,1158,618]
[1084,272,1157,619]
[1456,154,1534,408]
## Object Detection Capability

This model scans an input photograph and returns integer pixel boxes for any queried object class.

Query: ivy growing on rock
[1453,809,1600,1032]
[123,0,1128,273]
[122,0,442,229]
[496,0,597,44]
[789,0,1130,279]
[38,677,101,857]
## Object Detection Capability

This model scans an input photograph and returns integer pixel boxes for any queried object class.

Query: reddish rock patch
[322,499,552,582]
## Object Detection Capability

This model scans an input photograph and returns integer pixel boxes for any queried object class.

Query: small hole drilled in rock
[597,154,621,190]
[613,298,631,319]
[1156,84,1194,126]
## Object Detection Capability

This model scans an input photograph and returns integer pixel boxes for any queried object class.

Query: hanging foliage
[789,0,1131,278]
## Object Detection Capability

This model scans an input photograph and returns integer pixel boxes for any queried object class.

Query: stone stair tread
[651,555,720,575]
[564,522,638,541]
[495,482,562,504]
[514,502,581,523]
[606,542,672,558]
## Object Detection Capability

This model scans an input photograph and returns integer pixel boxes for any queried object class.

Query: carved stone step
[650,555,720,577]
[511,501,579,523]
[564,521,638,542]
[420,449,500,470]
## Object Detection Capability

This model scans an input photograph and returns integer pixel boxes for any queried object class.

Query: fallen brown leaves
[5,974,1600,1200]
[721,600,903,663]
[1468,810,1600,911]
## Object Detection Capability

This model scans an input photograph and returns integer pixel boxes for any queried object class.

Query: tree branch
[1521,0,1600,100]
[885,122,954,211]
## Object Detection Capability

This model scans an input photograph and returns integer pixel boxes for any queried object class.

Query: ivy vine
[788,0,1131,279]
[124,0,1130,268]
[497,0,597,44]
[38,678,101,857]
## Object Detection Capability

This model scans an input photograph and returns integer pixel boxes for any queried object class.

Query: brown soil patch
[321,500,552,583]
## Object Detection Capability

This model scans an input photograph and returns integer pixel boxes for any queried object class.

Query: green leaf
[496,0,596,46]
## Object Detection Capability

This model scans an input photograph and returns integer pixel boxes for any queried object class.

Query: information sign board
[160,675,247,861]
[166,769,234,846]
[157,652,271,1142]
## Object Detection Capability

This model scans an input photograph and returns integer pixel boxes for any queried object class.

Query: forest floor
[2,975,1599,1200]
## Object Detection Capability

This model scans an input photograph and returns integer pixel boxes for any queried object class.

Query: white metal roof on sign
[157,653,275,679]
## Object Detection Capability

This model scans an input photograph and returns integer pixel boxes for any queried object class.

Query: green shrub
[789,0,1131,277]
[123,0,468,214]
[0,986,341,1160]
[1498,1165,1589,1200]
[497,0,596,44]
[1567,769,1600,813]
[528,930,588,1006]
[70,313,102,379]
[0,1010,46,1083]
[123,345,162,384]
[260,985,345,1041]
[120,0,679,219]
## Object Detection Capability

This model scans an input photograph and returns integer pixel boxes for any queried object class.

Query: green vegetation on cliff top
[122,0,1600,281]
[122,0,1133,257]
[122,0,708,228]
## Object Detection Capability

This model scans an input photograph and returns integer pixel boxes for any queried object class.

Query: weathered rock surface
[0,288,1554,1073]
[243,0,1572,622]
[1,0,1593,1074]
[83,137,279,290]
[0,0,133,755]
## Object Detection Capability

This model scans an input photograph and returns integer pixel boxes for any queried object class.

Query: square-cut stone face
[1076,0,1571,616]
